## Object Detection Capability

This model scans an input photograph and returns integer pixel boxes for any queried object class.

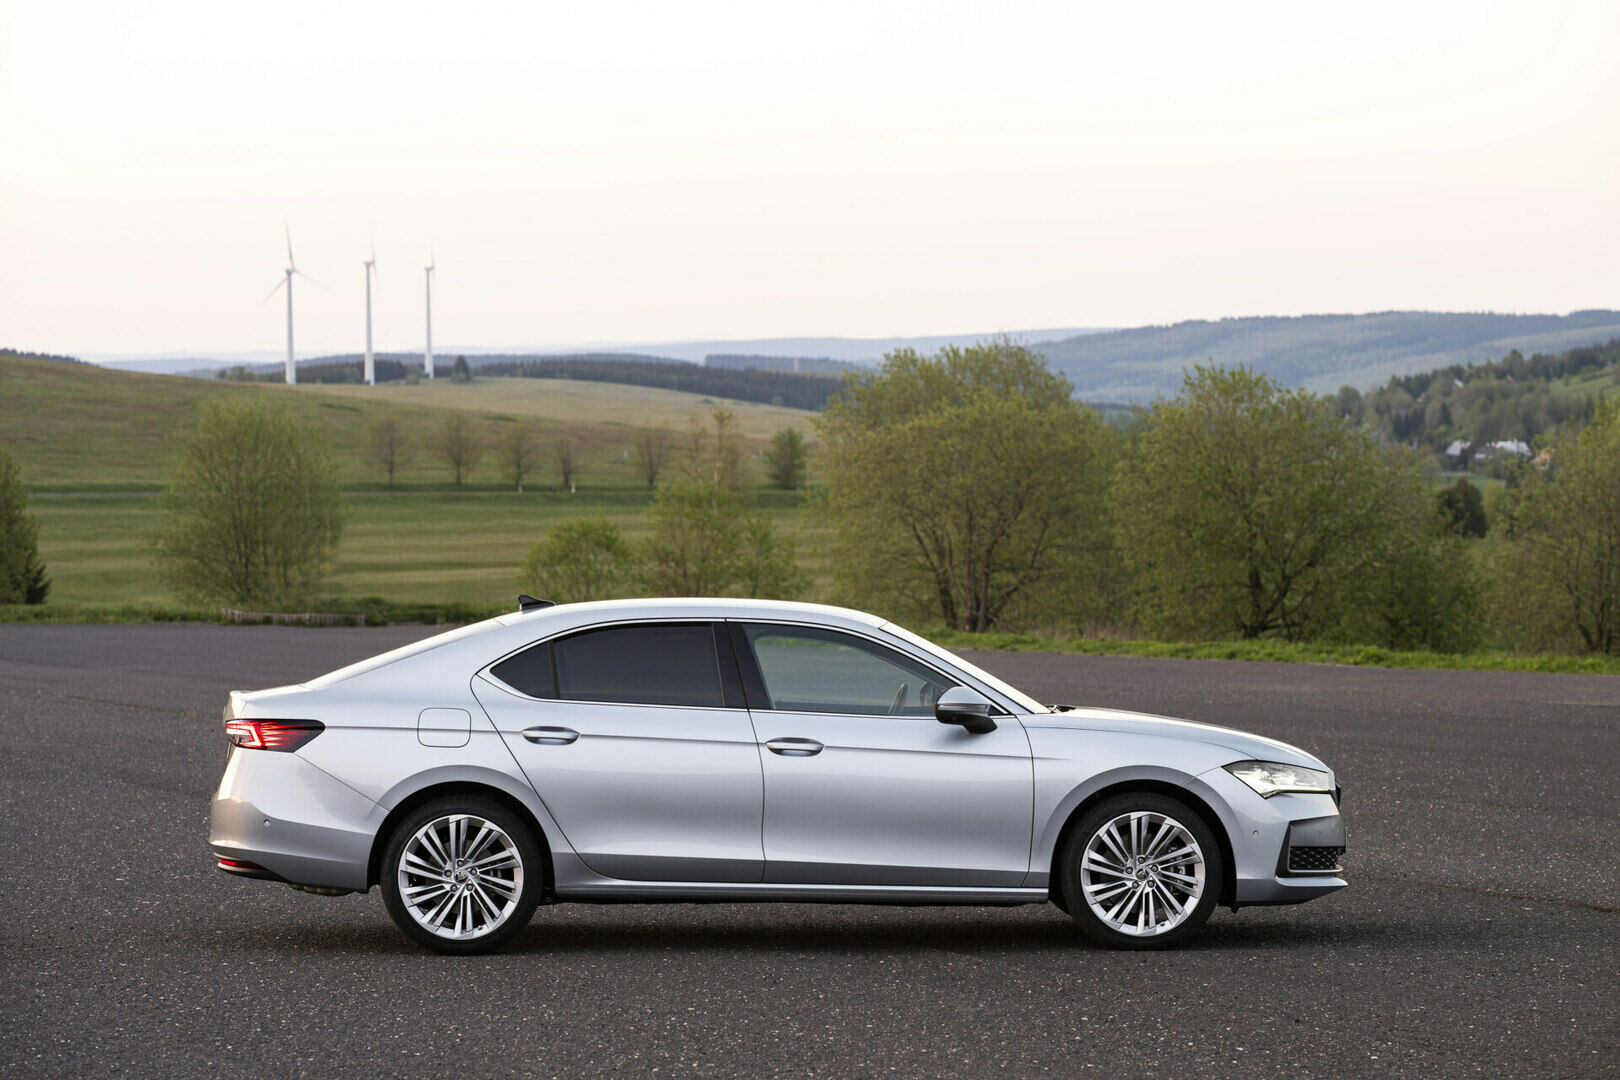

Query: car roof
[493,597,888,629]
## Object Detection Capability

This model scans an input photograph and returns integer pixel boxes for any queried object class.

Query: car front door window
[742,624,954,716]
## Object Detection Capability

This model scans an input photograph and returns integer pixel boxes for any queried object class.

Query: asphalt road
[1,624,1615,1079]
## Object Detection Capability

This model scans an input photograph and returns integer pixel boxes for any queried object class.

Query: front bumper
[209,746,383,892]
[1192,766,1347,908]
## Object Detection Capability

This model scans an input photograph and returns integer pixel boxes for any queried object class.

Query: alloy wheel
[1079,810,1206,937]
[397,813,525,940]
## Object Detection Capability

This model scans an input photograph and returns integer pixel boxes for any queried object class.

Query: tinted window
[553,624,724,707]
[742,624,955,716]
[490,641,556,698]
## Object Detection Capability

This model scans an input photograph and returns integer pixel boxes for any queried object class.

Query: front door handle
[522,726,579,745]
[766,737,823,757]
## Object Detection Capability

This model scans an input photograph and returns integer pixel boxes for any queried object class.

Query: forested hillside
[1340,338,1618,452]
[1035,311,1620,399]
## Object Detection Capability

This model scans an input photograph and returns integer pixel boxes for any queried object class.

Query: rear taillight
[224,718,324,751]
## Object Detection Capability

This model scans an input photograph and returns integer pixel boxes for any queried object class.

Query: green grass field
[28,488,828,609]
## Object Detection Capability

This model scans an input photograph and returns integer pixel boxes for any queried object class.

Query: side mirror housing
[935,687,997,734]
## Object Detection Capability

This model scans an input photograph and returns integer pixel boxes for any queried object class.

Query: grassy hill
[1,352,825,610]
[0,353,815,490]
[1036,311,1620,400]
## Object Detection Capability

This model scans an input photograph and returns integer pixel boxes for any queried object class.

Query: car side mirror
[935,687,997,734]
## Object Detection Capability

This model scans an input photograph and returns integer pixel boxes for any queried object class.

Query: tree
[451,355,473,383]
[816,339,1111,632]
[0,443,49,604]
[367,413,414,488]
[680,406,744,489]
[637,480,803,598]
[151,399,342,606]
[1334,464,1484,652]
[1436,477,1487,538]
[436,413,483,485]
[1493,403,1620,653]
[517,517,632,603]
[633,426,669,488]
[555,439,577,492]
[496,423,539,492]
[1113,365,1405,641]
[764,427,809,490]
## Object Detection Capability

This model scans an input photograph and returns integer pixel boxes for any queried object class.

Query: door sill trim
[552,881,1050,904]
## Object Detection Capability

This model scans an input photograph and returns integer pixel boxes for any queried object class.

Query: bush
[151,399,343,607]
[1490,402,1620,654]
[517,517,633,603]
[0,443,49,604]
[638,480,804,598]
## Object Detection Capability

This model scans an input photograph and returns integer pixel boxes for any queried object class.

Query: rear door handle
[522,726,579,745]
[766,737,823,756]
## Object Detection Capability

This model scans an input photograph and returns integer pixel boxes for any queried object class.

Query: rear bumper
[209,746,382,892]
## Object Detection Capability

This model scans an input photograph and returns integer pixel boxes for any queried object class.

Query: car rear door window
[740,624,955,716]
[550,623,725,707]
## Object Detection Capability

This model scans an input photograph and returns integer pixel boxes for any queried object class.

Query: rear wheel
[380,796,543,954]
[1058,792,1223,949]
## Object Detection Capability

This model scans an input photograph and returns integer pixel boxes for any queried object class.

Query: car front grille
[1288,845,1344,873]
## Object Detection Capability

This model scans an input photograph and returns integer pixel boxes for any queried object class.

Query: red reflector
[217,857,263,871]
[224,718,324,751]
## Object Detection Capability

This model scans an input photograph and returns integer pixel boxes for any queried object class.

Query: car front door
[733,622,1034,887]
[472,621,764,883]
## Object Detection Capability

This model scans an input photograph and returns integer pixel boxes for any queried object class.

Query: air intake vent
[1288,846,1344,873]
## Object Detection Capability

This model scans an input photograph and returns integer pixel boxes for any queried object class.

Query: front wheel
[1057,792,1224,949]
[380,796,543,954]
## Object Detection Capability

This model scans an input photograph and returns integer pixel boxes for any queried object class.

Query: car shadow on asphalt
[243,903,1504,958]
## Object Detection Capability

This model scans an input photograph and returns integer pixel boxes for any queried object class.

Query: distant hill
[91,330,1108,375]
[473,355,843,411]
[705,354,864,375]
[0,351,812,490]
[1345,337,1618,453]
[1034,311,1620,400]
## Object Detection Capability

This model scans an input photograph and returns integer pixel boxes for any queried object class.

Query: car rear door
[472,621,765,883]
[733,621,1033,887]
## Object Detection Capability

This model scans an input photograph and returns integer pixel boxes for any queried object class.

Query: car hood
[1023,707,1329,773]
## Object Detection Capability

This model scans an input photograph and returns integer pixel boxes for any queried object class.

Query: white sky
[2,0,1616,357]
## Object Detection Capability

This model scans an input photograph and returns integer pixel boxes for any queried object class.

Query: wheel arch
[1045,778,1238,909]
[367,780,555,895]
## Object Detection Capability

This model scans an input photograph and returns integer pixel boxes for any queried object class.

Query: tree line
[39,339,1613,657]
[511,340,1618,656]
[1336,338,1617,454]
[212,351,845,410]
[361,411,807,493]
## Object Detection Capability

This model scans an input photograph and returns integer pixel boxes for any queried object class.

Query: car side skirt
[553,879,1049,905]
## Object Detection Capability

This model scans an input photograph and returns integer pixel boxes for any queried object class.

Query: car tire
[380,796,544,955]
[1058,792,1224,949]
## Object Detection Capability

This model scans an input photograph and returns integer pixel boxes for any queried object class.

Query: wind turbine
[263,221,319,385]
[362,234,378,385]
[423,245,436,379]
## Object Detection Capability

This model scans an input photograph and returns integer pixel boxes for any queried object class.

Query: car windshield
[878,622,1049,714]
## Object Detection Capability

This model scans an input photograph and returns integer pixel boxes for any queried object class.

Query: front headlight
[1224,760,1333,797]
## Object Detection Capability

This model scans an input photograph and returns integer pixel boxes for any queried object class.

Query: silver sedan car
[210,598,1346,953]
